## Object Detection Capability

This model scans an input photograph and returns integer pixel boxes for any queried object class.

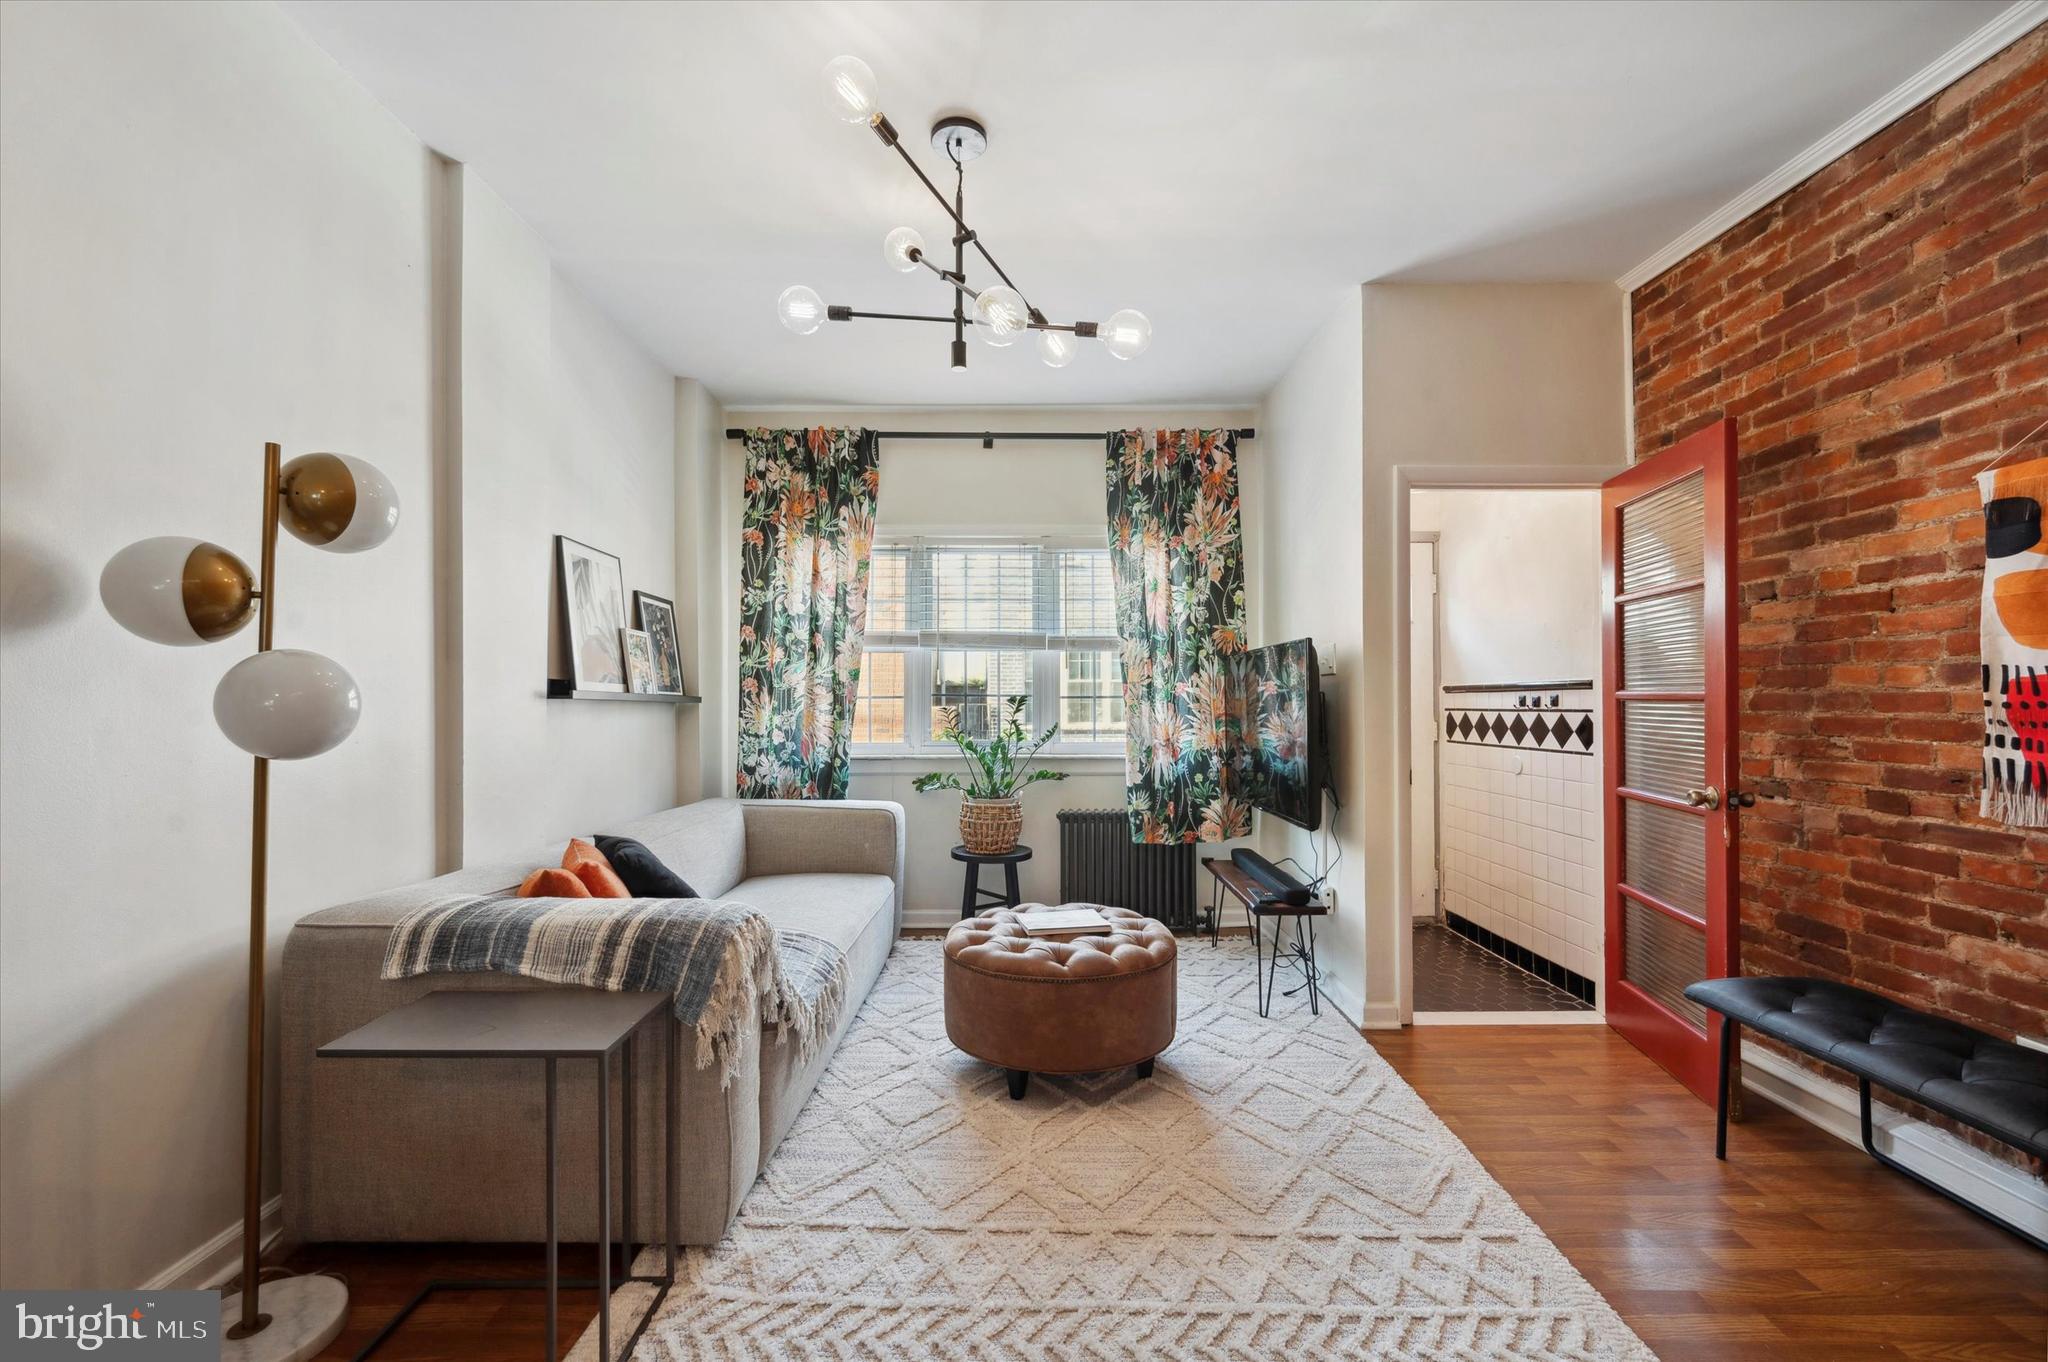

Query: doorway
[1407,487,1605,1023]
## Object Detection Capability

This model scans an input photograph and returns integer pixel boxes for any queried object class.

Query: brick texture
[1631,33,2048,1160]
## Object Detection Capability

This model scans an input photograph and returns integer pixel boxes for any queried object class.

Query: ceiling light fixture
[780,55,1152,371]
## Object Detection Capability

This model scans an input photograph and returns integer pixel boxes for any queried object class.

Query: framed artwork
[620,627,658,694]
[634,590,686,694]
[557,535,627,692]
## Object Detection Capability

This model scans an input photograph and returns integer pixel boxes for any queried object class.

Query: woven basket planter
[959,797,1024,855]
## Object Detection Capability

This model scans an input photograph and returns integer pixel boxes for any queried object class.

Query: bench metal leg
[1856,1077,2048,1254]
[1715,1015,1733,1161]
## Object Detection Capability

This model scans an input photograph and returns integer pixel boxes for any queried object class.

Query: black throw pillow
[593,835,698,899]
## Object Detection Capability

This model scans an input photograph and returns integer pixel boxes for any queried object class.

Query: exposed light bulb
[1038,328,1077,368]
[974,285,1029,347]
[777,284,826,335]
[883,226,925,273]
[821,55,878,124]
[1099,308,1152,361]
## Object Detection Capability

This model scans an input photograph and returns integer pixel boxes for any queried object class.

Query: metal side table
[319,989,677,1362]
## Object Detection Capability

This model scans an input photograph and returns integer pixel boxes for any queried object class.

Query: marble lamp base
[220,1274,349,1362]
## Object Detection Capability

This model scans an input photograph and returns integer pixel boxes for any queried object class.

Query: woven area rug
[581,939,1655,1361]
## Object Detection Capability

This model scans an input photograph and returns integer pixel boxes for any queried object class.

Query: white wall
[1365,284,1627,1024]
[719,407,1258,926]
[0,0,440,1291]
[1251,295,1369,1023]
[673,379,724,804]
[1410,489,1601,690]
[456,171,679,863]
[1,2,688,1290]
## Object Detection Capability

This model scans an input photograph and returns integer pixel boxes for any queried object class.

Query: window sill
[851,750,1126,775]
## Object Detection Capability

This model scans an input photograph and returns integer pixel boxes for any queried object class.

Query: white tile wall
[1437,708,1604,988]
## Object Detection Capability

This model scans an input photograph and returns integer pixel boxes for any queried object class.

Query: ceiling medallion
[778,55,1152,372]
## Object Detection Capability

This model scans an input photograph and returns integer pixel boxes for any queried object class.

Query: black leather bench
[1684,975,2047,1252]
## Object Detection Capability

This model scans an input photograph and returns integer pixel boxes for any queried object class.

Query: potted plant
[913,696,1068,855]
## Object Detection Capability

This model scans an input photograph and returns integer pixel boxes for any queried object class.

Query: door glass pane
[1624,798,1706,920]
[1620,470,1705,593]
[1621,700,1705,800]
[1623,895,1708,1030]
[1622,591,1705,690]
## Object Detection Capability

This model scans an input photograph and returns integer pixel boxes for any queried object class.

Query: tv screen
[1243,637,1325,830]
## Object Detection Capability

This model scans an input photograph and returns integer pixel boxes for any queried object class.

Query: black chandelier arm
[828,307,958,325]
[874,112,1039,317]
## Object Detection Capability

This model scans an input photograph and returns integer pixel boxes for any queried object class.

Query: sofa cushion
[607,799,745,900]
[729,872,899,1160]
[725,872,895,958]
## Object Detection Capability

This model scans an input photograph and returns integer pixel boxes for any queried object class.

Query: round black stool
[952,844,1032,920]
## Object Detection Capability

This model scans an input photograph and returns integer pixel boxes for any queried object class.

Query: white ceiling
[283,0,2011,407]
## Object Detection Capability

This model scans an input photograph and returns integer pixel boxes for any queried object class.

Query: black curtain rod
[724,427,1255,443]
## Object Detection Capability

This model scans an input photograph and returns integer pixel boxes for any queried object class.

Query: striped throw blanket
[381,897,848,1087]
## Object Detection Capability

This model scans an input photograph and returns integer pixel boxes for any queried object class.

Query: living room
[1,3,2043,1360]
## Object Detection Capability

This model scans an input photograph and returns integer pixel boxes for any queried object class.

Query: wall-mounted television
[1242,637,1329,831]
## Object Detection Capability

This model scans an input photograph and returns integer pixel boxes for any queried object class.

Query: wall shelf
[546,680,701,704]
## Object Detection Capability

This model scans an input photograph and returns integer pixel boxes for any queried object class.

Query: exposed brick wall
[1631,32,2048,1155]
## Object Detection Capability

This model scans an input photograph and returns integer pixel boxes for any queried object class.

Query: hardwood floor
[290,1023,2045,1361]
[1369,1025,2047,1362]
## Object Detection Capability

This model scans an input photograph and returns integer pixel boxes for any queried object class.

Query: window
[849,650,905,744]
[1059,649,1126,744]
[853,537,1123,752]
[932,649,1033,741]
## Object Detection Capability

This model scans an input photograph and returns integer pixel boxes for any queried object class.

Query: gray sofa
[280,798,904,1247]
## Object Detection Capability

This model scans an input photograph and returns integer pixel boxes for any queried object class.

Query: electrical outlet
[2017,1034,2048,1055]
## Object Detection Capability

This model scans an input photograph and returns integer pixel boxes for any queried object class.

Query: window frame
[849,535,1125,759]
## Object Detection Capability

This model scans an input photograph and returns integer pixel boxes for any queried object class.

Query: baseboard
[1740,1045,2048,1240]
[1414,1009,1607,1026]
[140,1194,284,1292]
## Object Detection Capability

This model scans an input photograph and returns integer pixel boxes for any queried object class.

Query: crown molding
[1617,0,2048,292]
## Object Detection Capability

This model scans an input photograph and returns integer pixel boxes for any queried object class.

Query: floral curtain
[736,427,880,799]
[1106,429,1252,842]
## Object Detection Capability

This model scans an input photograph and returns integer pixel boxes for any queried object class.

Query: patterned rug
[581,939,1655,1361]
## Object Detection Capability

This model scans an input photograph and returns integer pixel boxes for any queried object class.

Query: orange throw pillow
[517,867,591,899]
[562,838,631,899]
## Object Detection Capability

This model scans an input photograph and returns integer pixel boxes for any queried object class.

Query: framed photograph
[620,627,658,694]
[557,535,628,692]
[634,590,686,694]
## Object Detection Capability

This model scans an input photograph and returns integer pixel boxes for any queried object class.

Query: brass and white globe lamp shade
[99,442,398,1362]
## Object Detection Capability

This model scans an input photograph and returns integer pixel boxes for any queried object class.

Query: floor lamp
[101,442,399,1361]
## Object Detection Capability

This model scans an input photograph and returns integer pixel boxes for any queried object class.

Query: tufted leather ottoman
[944,905,1177,1099]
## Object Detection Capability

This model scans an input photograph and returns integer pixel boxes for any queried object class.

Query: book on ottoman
[1020,906,1114,936]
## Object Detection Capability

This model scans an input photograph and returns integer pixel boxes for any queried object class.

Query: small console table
[319,989,677,1362]
[1201,857,1327,1018]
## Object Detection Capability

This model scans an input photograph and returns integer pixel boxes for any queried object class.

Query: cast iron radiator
[1057,808,1198,931]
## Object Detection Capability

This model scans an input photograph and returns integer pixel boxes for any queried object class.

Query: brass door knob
[1685,786,1722,810]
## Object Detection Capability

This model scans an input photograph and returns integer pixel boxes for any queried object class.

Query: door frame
[1392,464,1626,1026]
[1409,531,1442,927]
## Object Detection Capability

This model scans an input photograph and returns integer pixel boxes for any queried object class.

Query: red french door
[1601,418,1741,1103]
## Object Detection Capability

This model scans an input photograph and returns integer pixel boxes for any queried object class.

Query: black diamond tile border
[1444,707,1596,754]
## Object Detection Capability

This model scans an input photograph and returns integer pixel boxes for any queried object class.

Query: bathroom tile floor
[1413,920,1591,1012]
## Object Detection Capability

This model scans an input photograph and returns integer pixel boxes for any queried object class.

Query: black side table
[952,844,1032,920]
[319,989,677,1362]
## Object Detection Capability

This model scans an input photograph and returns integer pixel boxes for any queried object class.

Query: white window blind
[863,538,1121,651]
